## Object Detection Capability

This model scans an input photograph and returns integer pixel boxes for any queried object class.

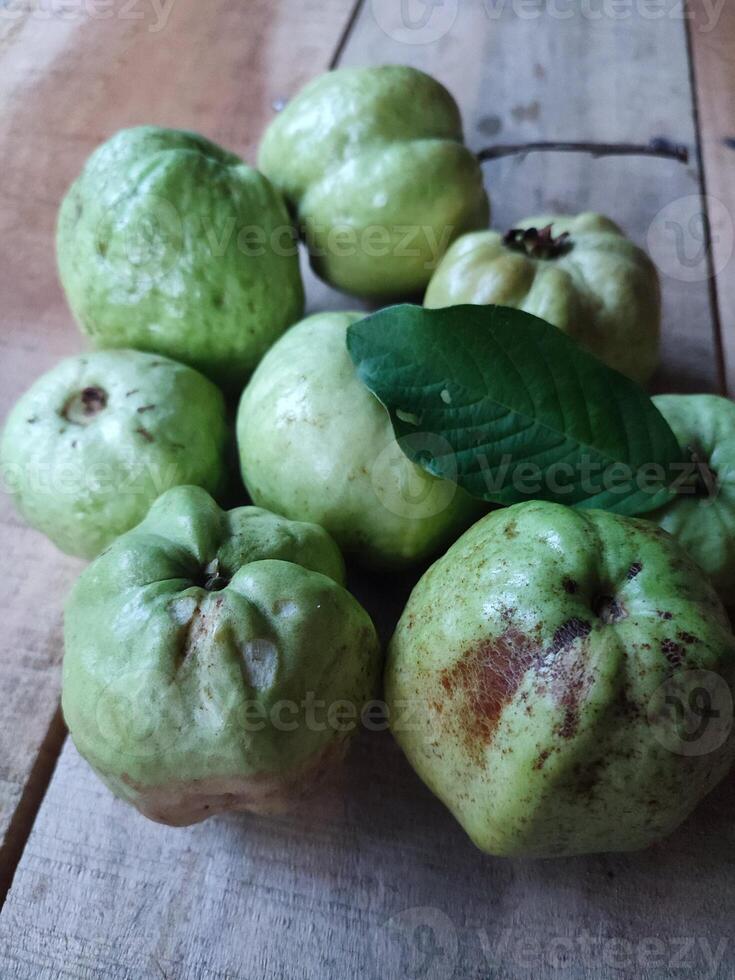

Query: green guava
[386,501,735,857]
[62,485,380,825]
[57,126,304,391]
[258,66,490,298]
[236,311,482,568]
[1,349,228,558]
[649,394,735,603]
[424,213,661,384]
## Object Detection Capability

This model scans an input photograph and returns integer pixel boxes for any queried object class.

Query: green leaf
[346,304,685,515]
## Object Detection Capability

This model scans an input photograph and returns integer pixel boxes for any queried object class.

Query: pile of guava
[3,65,735,856]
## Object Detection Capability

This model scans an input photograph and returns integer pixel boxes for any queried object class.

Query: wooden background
[0,0,733,976]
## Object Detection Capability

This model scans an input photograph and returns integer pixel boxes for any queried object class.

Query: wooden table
[0,1,733,977]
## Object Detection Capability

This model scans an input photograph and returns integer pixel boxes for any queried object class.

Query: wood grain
[688,0,735,396]
[1,1,732,977]
[2,737,734,979]
[0,0,360,887]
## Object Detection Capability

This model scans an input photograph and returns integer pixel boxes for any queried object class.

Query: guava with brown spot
[62,486,381,825]
[386,501,735,857]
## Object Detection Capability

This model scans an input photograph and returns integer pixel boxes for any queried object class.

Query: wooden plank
[0,0,361,891]
[2,3,731,979]
[2,737,735,979]
[687,0,735,395]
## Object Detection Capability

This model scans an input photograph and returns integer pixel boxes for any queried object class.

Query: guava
[236,311,482,568]
[57,126,304,391]
[424,213,660,384]
[1,350,228,558]
[386,501,735,857]
[649,394,735,603]
[62,485,380,825]
[258,65,489,298]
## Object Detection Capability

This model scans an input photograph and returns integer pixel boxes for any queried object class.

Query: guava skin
[424,213,661,384]
[0,350,228,559]
[386,501,735,857]
[258,66,490,298]
[57,127,304,391]
[62,486,380,826]
[236,311,483,569]
[649,394,735,603]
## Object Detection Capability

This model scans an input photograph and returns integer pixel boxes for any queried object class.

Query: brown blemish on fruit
[657,610,673,621]
[174,595,224,669]
[549,618,592,656]
[62,385,108,425]
[533,747,551,770]
[562,577,578,595]
[627,561,643,580]
[135,425,155,443]
[557,675,584,738]
[678,631,697,645]
[661,638,685,667]
[440,616,595,757]
[439,627,541,758]
[504,520,519,539]
[137,404,156,413]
